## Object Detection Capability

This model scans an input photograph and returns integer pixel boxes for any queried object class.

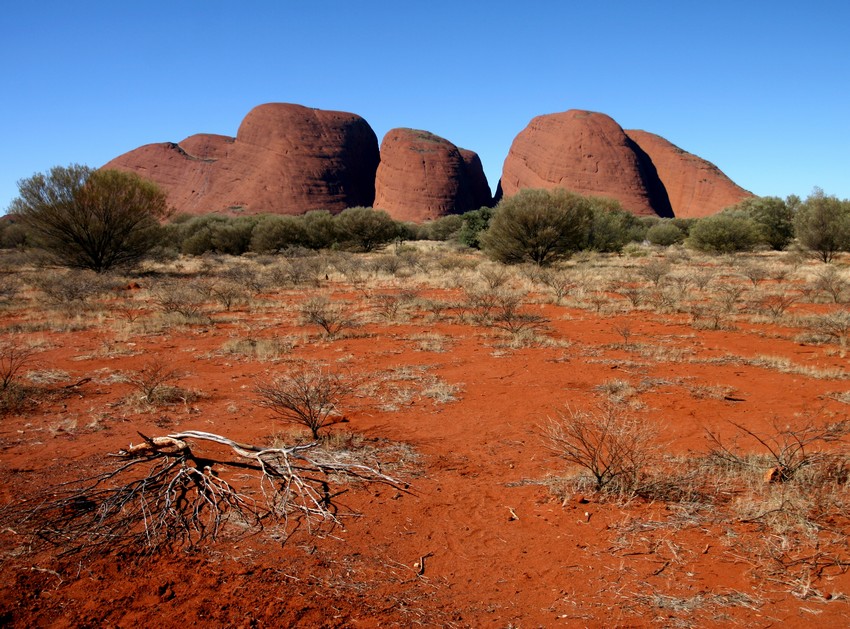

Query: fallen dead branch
[2,430,406,558]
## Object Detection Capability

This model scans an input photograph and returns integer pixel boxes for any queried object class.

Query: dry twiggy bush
[255,367,351,439]
[150,279,208,321]
[706,418,850,484]
[807,309,850,356]
[124,358,194,406]
[0,337,36,415]
[299,296,353,338]
[544,401,658,495]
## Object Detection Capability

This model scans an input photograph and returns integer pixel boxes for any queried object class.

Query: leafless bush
[299,296,353,338]
[0,338,34,391]
[33,269,112,308]
[150,280,208,320]
[202,280,247,311]
[544,401,658,494]
[586,290,610,313]
[0,276,20,304]
[255,367,351,439]
[268,256,326,288]
[490,302,549,335]
[538,269,577,305]
[740,262,769,287]
[754,292,798,320]
[371,291,417,322]
[813,266,849,303]
[689,268,716,291]
[221,264,268,294]
[616,284,644,309]
[124,358,191,405]
[643,288,679,313]
[463,287,507,322]
[706,418,850,483]
[639,259,671,287]
[715,283,747,313]
[613,323,633,346]
[477,264,511,290]
[0,339,35,415]
[808,309,850,355]
[0,430,403,557]
[688,303,727,330]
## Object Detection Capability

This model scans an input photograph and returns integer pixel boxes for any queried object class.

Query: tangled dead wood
[2,430,406,558]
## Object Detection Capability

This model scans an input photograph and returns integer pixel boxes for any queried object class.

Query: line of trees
[5,164,850,271]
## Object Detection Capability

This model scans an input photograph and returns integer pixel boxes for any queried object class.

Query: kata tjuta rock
[373,128,493,223]
[499,109,752,217]
[500,110,669,217]
[102,103,380,216]
[624,129,754,218]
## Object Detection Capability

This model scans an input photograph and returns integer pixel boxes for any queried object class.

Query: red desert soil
[1,249,849,627]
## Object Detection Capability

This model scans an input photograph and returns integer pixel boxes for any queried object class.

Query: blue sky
[2,1,849,213]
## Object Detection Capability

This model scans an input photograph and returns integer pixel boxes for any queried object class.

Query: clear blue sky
[2,1,849,213]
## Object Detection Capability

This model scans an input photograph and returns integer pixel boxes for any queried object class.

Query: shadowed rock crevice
[626,137,674,218]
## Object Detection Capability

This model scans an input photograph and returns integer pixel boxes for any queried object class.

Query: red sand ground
[1,253,849,627]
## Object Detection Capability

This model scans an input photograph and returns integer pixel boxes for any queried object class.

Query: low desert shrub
[299,296,353,338]
[255,367,351,439]
[125,358,195,406]
[544,401,658,495]
[687,214,762,253]
[0,338,35,415]
[646,221,686,246]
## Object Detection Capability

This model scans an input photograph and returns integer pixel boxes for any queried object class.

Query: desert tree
[728,196,795,250]
[480,188,593,266]
[11,164,170,272]
[457,205,494,249]
[794,188,850,263]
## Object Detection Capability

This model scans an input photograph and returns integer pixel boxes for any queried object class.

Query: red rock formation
[500,110,663,216]
[625,129,753,218]
[373,129,492,223]
[103,103,379,216]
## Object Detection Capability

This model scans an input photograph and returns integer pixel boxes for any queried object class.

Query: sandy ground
[1,248,849,627]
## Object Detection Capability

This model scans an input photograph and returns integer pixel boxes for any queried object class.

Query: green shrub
[794,188,850,263]
[480,189,592,266]
[301,210,338,250]
[728,196,794,250]
[646,221,686,246]
[587,198,639,253]
[686,214,762,253]
[250,215,308,253]
[421,214,464,241]
[334,207,399,252]
[457,206,494,249]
